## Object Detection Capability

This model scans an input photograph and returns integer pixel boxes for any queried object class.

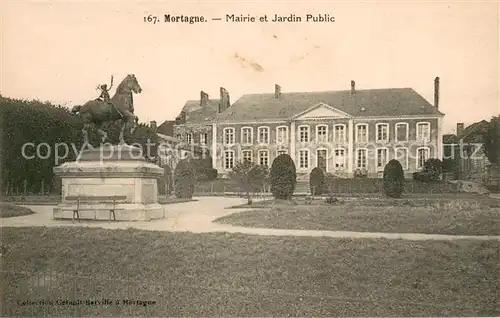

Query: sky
[1,0,499,134]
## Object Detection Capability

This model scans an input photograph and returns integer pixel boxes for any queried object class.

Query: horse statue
[71,74,142,146]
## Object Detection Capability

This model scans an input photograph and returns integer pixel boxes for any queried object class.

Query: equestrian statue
[71,74,142,146]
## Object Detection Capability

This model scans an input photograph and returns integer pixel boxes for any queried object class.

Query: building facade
[169,78,445,178]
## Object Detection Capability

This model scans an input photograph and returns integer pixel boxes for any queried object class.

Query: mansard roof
[179,99,220,124]
[215,88,444,123]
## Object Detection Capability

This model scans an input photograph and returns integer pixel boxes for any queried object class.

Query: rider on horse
[96,75,124,118]
[96,75,113,102]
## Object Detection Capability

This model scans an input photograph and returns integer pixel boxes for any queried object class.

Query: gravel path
[2,196,499,241]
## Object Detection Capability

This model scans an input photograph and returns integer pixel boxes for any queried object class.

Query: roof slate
[215,88,444,122]
[181,99,220,124]
[157,120,174,136]
[460,120,489,143]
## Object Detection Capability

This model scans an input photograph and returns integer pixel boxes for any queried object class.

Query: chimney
[200,91,209,106]
[457,123,465,137]
[434,77,440,109]
[150,120,157,132]
[350,80,356,95]
[275,84,281,99]
[219,87,231,113]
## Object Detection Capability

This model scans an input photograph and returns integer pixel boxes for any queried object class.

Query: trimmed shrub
[270,154,297,200]
[413,171,433,182]
[207,168,218,181]
[383,159,405,198]
[324,173,336,193]
[163,165,174,195]
[192,156,217,181]
[413,158,443,183]
[424,158,443,181]
[325,196,338,204]
[309,167,326,195]
[354,168,368,179]
[174,159,195,199]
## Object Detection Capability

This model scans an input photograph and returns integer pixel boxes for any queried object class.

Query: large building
[167,78,445,178]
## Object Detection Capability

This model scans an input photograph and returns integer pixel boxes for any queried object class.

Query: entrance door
[317,149,327,172]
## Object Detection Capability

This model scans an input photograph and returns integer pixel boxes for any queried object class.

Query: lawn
[1,227,499,316]
[0,195,194,206]
[157,196,197,205]
[0,202,35,218]
[0,195,61,205]
[217,197,500,236]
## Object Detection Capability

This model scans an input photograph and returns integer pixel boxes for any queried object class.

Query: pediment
[293,103,352,120]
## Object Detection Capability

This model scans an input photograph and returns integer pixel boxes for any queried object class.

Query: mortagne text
[164,14,206,24]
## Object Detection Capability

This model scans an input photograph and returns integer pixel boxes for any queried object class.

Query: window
[299,126,310,142]
[333,124,346,143]
[356,148,367,169]
[176,134,182,140]
[395,123,409,142]
[277,150,287,156]
[417,147,430,169]
[241,127,253,144]
[258,150,269,167]
[376,123,389,142]
[417,122,431,142]
[186,133,193,144]
[200,133,208,145]
[223,128,235,145]
[258,126,270,144]
[242,150,252,163]
[224,151,235,169]
[276,126,288,144]
[356,124,368,143]
[334,148,346,169]
[299,149,309,169]
[316,125,328,143]
[376,148,389,170]
[395,147,409,170]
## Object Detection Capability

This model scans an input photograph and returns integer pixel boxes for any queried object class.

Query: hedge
[0,95,158,195]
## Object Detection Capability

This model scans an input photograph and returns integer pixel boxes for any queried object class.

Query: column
[437,117,443,160]
[347,118,354,176]
[212,124,217,169]
[290,121,296,163]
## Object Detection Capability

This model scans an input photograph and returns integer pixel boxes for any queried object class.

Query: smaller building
[442,121,490,181]
[150,121,205,171]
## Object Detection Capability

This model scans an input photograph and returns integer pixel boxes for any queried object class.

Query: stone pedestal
[53,145,164,221]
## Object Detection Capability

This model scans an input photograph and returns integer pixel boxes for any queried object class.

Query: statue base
[52,145,165,221]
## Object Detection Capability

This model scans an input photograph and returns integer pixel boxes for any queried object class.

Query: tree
[383,159,405,198]
[173,159,195,199]
[483,115,500,165]
[270,154,296,200]
[229,160,268,205]
[309,167,326,195]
